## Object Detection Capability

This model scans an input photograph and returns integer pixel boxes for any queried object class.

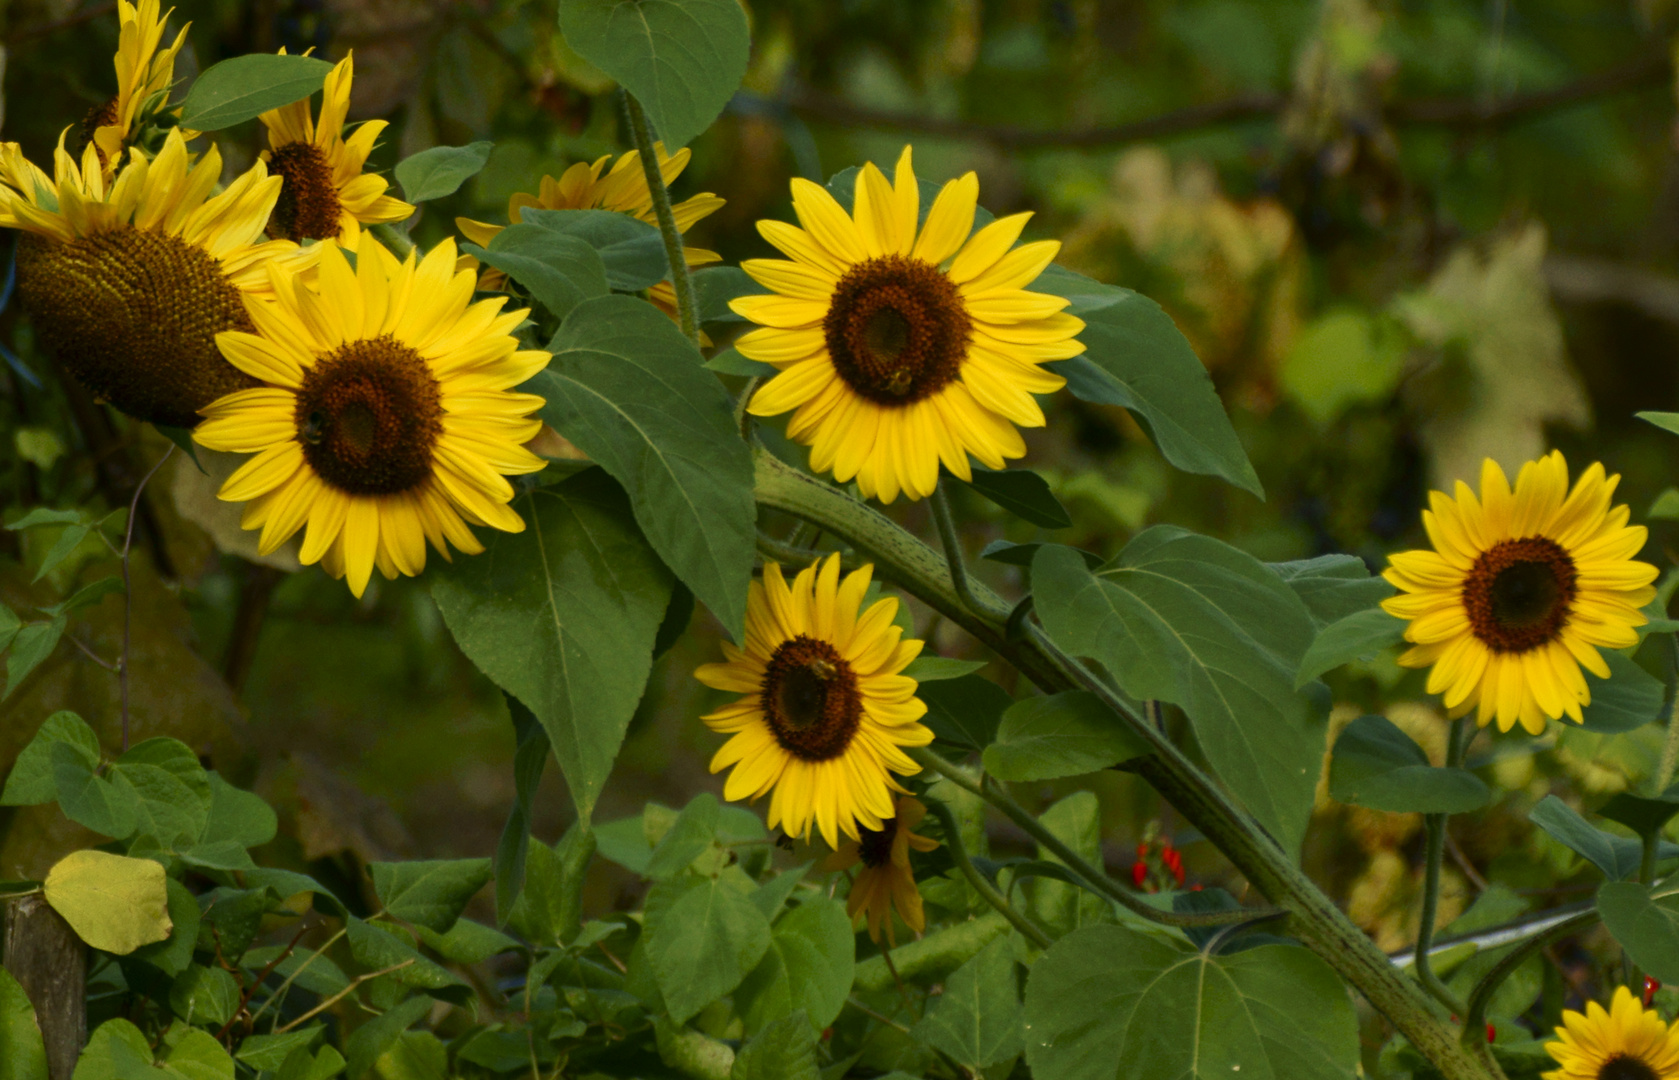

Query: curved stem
[929,480,1010,622]
[1460,910,1597,1050]
[623,93,700,348]
[1414,719,1470,1016]
[119,443,172,751]
[1657,633,1679,793]
[922,796,1053,949]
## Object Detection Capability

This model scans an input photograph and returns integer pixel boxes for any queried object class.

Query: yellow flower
[734,146,1085,504]
[695,555,934,849]
[259,52,414,243]
[823,795,939,945]
[192,233,548,597]
[90,0,191,168]
[0,129,302,426]
[1382,452,1658,735]
[455,143,723,317]
[1545,985,1679,1080]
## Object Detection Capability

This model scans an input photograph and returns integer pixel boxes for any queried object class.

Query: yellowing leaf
[42,850,171,955]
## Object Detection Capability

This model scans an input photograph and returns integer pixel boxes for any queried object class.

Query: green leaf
[234,1031,322,1072]
[153,425,204,472]
[735,896,854,1035]
[243,945,349,996]
[1036,265,1261,498]
[0,967,46,1080]
[1599,881,1679,982]
[239,869,346,915]
[1579,651,1666,733]
[133,878,199,977]
[1530,796,1650,880]
[344,995,432,1080]
[645,875,773,1023]
[344,918,468,999]
[1268,554,1394,627]
[1650,488,1679,520]
[1328,715,1490,814]
[748,866,809,922]
[1,711,99,806]
[523,209,669,291]
[163,1030,235,1080]
[646,793,720,880]
[32,524,90,583]
[169,965,240,1027]
[40,575,123,618]
[414,917,519,965]
[6,508,85,530]
[704,348,778,377]
[1031,530,1326,857]
[558,0,752,149]
[509,824,596,945]
[431,470,674,821]
[534,295,755,640]
[110,762,208,848]
[731,1011,818,1080]
[43,850,170,955]
[692,266,766,323]
[1295,607,1406,688]
[179,54,334,131]
[6,617,65,698]
[899,656,987,682]
[495,694,548,925]
[982,691,1151,782]
[200,773,277,849]
[1597,788,1679,839]
[52,743,138,838]
[911,936,1023,1071]
[919,675,1012,753]
[1638,411,1679,438]
[373,1032,447,1080]
[959,467,1071,529]
[464,228,609,321]
[1024,926,1359,1080]
[371,859,491,933]
[394,141,494,203]
[979,540,1102,570]
[74,1018,156,1080]
[0,603,18,656]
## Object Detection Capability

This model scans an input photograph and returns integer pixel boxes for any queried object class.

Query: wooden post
[4,896,86,1080]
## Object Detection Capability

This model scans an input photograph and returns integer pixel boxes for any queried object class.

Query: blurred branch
[4,2,115,45]
[1545,254,1679,326]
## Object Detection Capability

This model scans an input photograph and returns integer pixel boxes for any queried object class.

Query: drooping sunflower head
[88,0,191,168]
[695,555,934,849]
[1545,985,1679,1080]
[733,145,1086,504]
[192,232,548,597]
[822,795,940,945]
[260,52,415,243]
[1382,452,1658,735]
[1,129,304,427]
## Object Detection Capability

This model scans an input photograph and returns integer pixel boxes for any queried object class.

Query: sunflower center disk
[1461,537,1578,653]
[1599,1054,1660,1080]
[16,228,258,427]
[857,820,897,868]
[268,141,344,242]
[761,635,863,761]
[824,255,972,405]
[295,336,444,496]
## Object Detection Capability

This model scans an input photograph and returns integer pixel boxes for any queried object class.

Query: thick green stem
[1460,910,1597,1050]
[930,480,1011,622]
[624,93,701,347]
[922,797,1053,948]
[1657,634,1679,793]
[370,223,414,259]
[1414,720,1470,1016]
[751,446,1498,1080]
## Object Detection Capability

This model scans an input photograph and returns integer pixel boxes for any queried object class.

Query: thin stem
[1658,634,1679,793]
[846,997,913,1034]
[878,943,917,1017]
[119,444,172,751]
[1460,910,1598,1048]
[923,796,1052,949]
[273,959,415,1033]
[246,926,347,1027]
[1414,719,1470,1016]
[69,636,117,671]
[929,480,1011,622]
[623,93,700,347]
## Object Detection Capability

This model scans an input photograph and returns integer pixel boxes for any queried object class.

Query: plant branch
[1658,634,1679,793]
[119,443,172,751]
[623,93,700,348]
[246,926,346,1028]
[1413,720,1470,1016]
[1460,910,1599,1049]
[930,480,1011,622]
[923,796,1053,949]
[273,959,415,1034]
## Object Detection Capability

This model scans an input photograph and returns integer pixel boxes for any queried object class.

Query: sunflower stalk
[922,795,1053,949]
[1657,633,1679,793]
[929,479,1012,622]
[1413,719,1471,1017]
[624,93,701,348]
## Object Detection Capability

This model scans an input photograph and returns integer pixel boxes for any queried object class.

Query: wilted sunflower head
[259,51,415,243]
[0,129,306,427]
[89,0,192,169]
[822,795,939,945]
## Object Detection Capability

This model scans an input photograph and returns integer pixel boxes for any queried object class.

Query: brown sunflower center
[858,819,897,868]
[294,335,443,495]
[760,635,863,761]
[823,254,971,405]
[16,227,258,427]
[1461,537,1578,653]
[268,141,344,242]
[1600,1055,1660,1080]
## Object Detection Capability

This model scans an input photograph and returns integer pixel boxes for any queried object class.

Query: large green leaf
[981,691,1151,782]
[1599,882,1679,982]
[1579,651,1665,733]
[730,1012,818,1080]
[51,742,138,839]
[1024,925,1359,1080]
[1295,608,1406,688]
[533,295,754,640]
[959,467,1071,529]
[1,710,98,806]
[179,54,333,131]
[523,209,669,292]
[1035,265,1260,498]
[911,936,1023,1072]
[343,996,432,1080]
[644,875,773,1024]
[1031,529,1326,856]
[646,793,720,881]
[1328,715,1490,814]
[0,967,46,1080]
[557,0,751,149]
[370,859,492,933]
[430,470,673,821]
[1268,554,1394,627]
[735,896,854,1035]
[343,918,468,1000]
[1529,796,1655,881]
[919,674,1013,752]
[464,228,609,322]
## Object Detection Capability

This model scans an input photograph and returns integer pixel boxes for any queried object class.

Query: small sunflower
[0,129,303,426]
[734,146,1085,504]
[259,52,415,243]
[1545,985,1679,1080]
[192,233,548,597]
[823,795,939,945]
[455,143,723,317]
[695,555,934,849]
[89,0,191,168]
[1382,452,1658,735]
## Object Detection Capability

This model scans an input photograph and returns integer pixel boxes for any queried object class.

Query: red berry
[1486,1022,1495,1043]
[1137,842,1150,857]
[1646,976,1663,1006]
[1132,861,1148,887]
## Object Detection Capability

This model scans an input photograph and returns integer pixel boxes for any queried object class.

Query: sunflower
[454,143,723,317]
[259,52,415,243]
[732,146,1085,504]
[192,233,548,597]
[89,0,191,168]
[1545,985,1679,1080]
[0,129,304,427]
[1381,452,1658,735]
[695,555,934,849]
[823,795,939,945]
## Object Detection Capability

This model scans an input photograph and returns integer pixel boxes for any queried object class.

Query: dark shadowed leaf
[1328,715,1489,814]
[919,674,1013,752]
[1599,882,1679,983]
[1530,796,1661,881]
[1,711,98,806]
[959,467,1071,528]
[1296,607,1406,688]
[1579,651,1666,733]
[982,692,1151,782]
